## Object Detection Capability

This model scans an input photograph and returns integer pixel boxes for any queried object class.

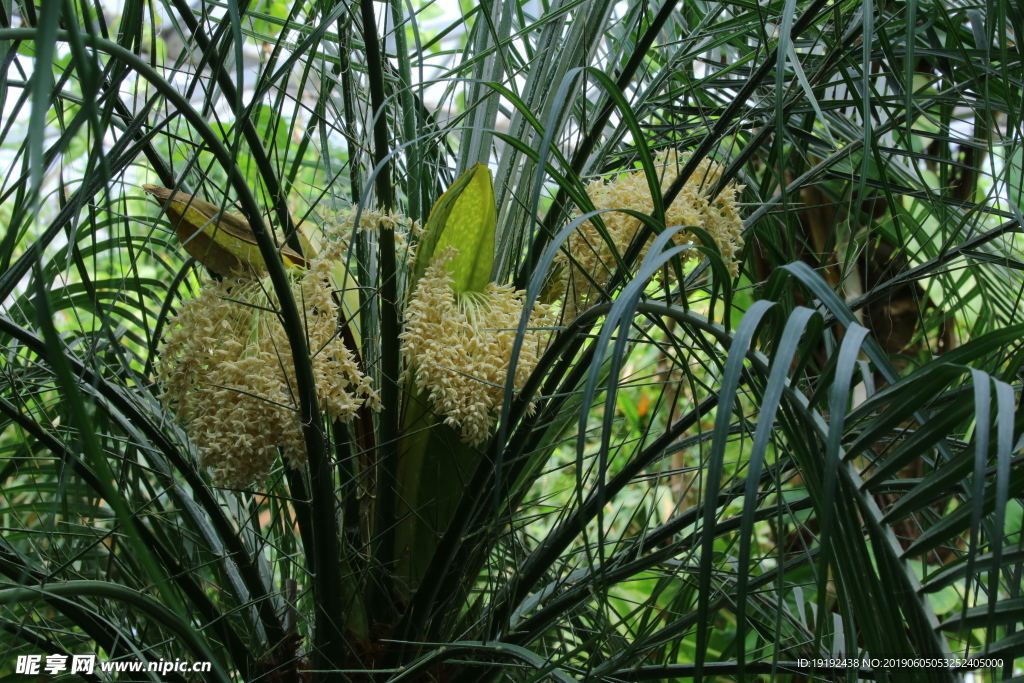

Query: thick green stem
[360,0,402,626]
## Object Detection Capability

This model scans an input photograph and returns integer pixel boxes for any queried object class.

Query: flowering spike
[400,247,552,446]
[559,150,744,316]
[156,239,379,489]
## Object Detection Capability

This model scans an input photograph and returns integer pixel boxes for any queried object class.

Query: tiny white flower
[401,247,553,446]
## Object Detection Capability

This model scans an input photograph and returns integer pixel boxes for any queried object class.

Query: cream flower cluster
[327,206,422,266]
[157,241,378,489]
[400,247,554,446]
[561,149,745,316]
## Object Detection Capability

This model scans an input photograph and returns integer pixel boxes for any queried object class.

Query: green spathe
[412,163,496,294]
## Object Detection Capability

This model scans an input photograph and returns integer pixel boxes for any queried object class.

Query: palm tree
[0,0,1021,681]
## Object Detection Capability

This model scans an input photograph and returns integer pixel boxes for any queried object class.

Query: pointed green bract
[413,163,496,293]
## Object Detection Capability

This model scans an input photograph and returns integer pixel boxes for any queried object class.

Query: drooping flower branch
[157,240,378,489]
